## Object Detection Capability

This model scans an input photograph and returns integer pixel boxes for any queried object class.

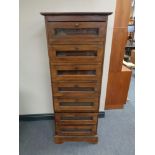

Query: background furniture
[124,3,135,68]
[106,65,132,109]
[124,40,135,62]
[105,0,132,109]
[41,12,111,143]
[130,50,135,64]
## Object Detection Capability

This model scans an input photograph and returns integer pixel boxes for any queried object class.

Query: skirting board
[19,112,105,121]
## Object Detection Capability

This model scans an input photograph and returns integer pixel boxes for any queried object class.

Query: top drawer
[46,22,107,44]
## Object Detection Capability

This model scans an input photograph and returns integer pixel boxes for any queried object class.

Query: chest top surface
[40,12,112,22]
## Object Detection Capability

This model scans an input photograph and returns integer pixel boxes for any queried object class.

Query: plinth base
[54,135,98,144]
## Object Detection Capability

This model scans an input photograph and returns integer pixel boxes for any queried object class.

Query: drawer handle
[74,84,79,87]
[75,23,80,27]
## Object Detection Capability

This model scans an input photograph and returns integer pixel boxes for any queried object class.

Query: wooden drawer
[55,113,98,125]
[54,98,99,112]
[49,45,104,63]
[55,124,97,136]
[47,22,106,44]
[51,64,101,82]
[52,82,100,98]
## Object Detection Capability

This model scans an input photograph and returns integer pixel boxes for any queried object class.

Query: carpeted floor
[19,71,135,155]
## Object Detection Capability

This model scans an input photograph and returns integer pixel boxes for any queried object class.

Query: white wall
[19,0,116,114]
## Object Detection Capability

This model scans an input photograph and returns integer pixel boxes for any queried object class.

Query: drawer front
[51,64,101,81]
[49,45,104,63]
[56,124,97,136]
[54,98,99,112]
[47,22,106,43]
[52,82,100,97]
[55,113,98,125]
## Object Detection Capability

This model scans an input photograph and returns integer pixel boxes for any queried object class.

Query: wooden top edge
[40,12,113,16]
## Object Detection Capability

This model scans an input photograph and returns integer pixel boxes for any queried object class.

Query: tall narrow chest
[41,12,112,143]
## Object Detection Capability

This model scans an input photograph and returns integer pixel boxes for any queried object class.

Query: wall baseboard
[19,112,105,121]
[99,111,105,118]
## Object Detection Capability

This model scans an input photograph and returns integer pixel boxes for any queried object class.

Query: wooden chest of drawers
[41,12,112,144]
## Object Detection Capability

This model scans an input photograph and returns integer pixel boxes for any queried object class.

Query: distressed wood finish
[54,98,99,112]
[47,22,107,44]
[51,64,102,82]
[49,44,104,63]
[55,113,98,125]
[56,124,97,136]
[54,136,98,144]
[41,12,112,22]
[41,12,112,143]
[52,82,100,98]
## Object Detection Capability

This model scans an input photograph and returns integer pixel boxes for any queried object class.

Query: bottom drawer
[56,124,97,136]
[55,113,98,125]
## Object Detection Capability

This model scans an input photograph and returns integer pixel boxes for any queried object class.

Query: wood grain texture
[54,135,98,144]
[55,113,98,125]
[41,12,111,143]
[51,64,102,82]
[105,0,132,109]
[105,66,132,109]
[49,44,104,64]
[56,124,97,136]
[41,12,112,16]
[54,98,99,112]
[52,82,100,98]
[47,22,107,44]
[109,28,128,72]
[41,12,112,23]
[114,0,131,28]
[108,0,131,72]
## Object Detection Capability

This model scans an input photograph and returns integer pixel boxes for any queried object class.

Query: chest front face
[41,12,112,144]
